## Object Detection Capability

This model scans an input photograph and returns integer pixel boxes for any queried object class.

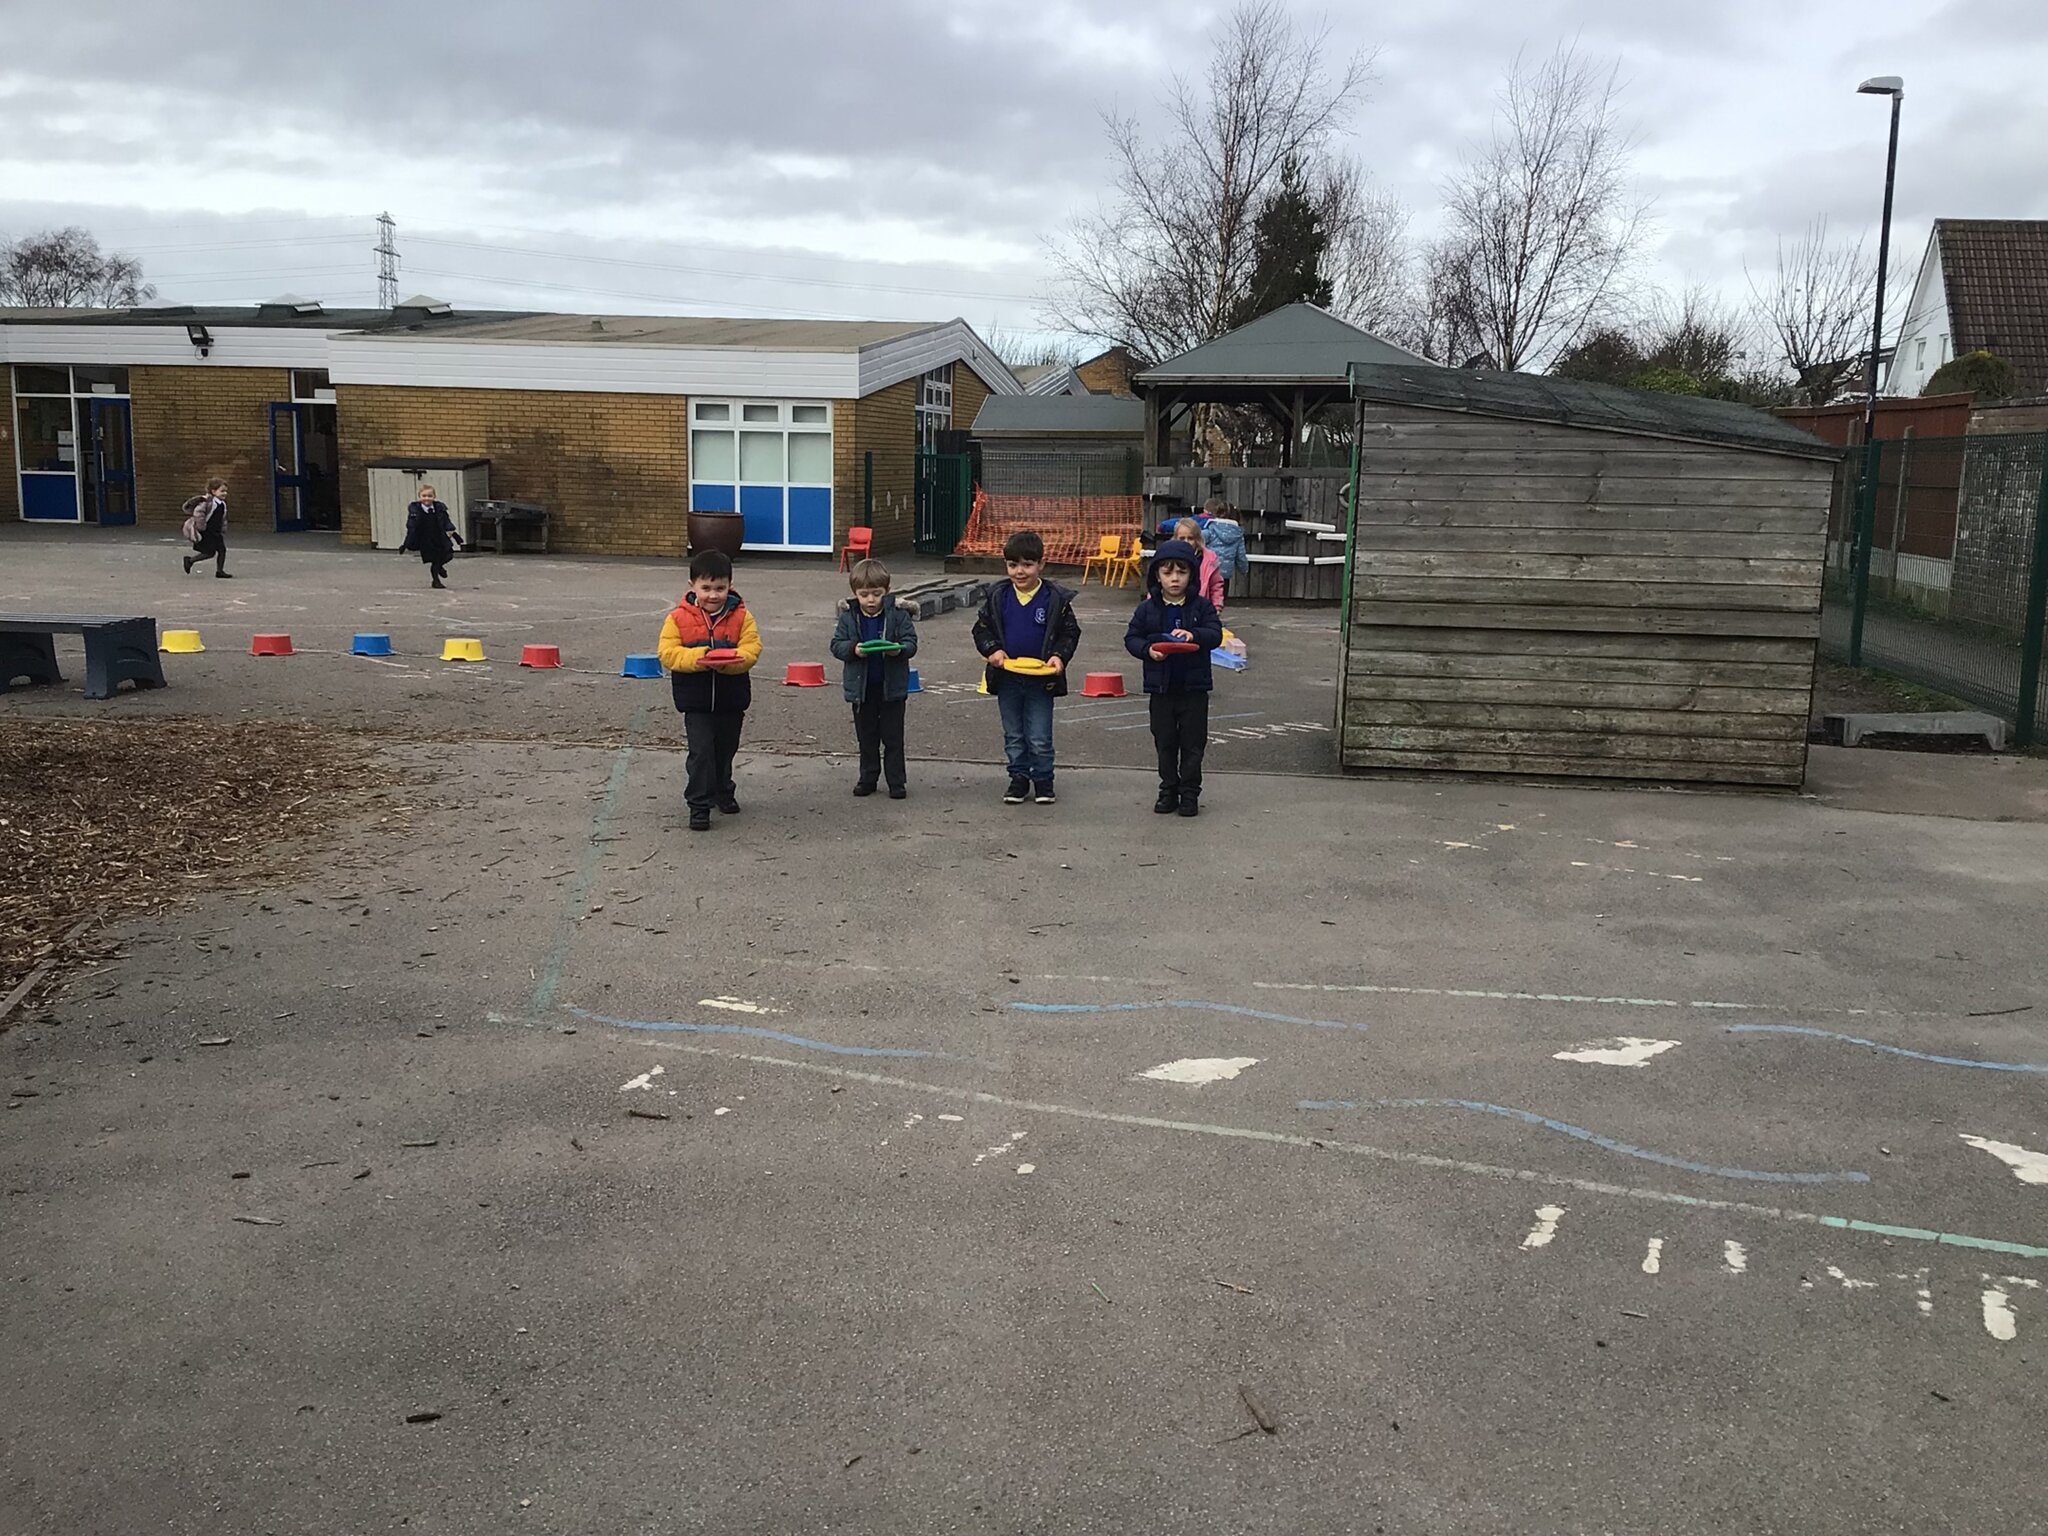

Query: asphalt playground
[5,527,2048,1535]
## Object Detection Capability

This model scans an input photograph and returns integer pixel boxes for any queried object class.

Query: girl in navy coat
[1123,538,1224,816]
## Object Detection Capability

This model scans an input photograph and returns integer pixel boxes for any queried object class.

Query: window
[291,368,334,402]
[71,365,129,395]
[689,399,834,551]
[1915,339,1926,369]
[916,363,953,451]
[13,365,70,395]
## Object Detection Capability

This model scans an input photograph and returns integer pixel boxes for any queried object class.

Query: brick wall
[1076,348,1141,397]
[0,368,15,520]
[850,378,918,554]
[131,365,287,529]
[336,385,691,556]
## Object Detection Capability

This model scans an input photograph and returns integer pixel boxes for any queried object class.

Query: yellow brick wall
[850,378,918,555]
[0,369,16,520]
[336,385,692,556]
[130,365,287,529]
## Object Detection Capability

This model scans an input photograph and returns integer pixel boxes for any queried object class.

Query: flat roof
[1349,362,1844,460]
[352,313,939,349]
[971,394,1143,436]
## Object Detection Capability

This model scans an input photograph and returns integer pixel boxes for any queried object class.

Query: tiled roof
[1936,219,2048,393]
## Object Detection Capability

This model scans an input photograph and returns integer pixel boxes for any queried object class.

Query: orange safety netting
[953,486,1146,567]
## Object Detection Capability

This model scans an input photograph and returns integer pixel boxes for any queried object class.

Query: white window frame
[689,397,835,553]
[13,364,132,523]
[291,368,336,404]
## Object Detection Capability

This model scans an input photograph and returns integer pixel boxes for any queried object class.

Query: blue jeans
[996,680,1055,784]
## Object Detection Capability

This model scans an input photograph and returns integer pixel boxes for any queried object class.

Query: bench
[473,500,550,554]
[0,615,166,699]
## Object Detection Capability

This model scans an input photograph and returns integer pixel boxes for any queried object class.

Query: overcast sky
[1,0,2041,355]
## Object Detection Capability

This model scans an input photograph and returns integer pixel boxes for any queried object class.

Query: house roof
[1349,362,1843,461]
[971,394,1144,437]
[1935,219,2048,393]
[1136,303,1424,386]
[349,312,935,349]
[0,303,421,330]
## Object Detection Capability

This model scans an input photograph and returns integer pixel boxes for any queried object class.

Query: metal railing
[1822,430,2048,744]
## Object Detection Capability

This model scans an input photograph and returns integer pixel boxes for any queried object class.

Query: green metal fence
[1820,430,2048,744]
[914,449,974,556]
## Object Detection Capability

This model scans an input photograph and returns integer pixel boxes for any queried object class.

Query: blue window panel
[740,485,785,547]
[786,487,833,550]
[690,482,736,513]
[20,475,79,521]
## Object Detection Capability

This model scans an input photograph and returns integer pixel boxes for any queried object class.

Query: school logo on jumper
[1034,606,1045,622]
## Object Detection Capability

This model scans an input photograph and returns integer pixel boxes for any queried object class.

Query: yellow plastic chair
[1113,535,1148,588]
[1079,534,1121,586]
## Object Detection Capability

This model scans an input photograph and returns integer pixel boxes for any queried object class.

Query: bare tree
[1439,46,1645,371]
[1047,0,1375,362]
[1746,218,1877,406]
[1398,238,1488,366]
[1637,283,1755,379]
[0,227,155,307]
[982,324,1082,371]
[1316,160,1412,336]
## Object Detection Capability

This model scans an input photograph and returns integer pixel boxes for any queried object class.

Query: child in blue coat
[1123,538,1224,816]
[828,558,920,798]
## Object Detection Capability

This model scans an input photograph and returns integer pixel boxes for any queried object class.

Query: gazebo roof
[1137,303,1424,387]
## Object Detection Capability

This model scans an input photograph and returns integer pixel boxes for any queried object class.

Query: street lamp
[1857,75,1904,442]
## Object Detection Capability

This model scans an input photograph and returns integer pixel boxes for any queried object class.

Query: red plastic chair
[838,525,875,571]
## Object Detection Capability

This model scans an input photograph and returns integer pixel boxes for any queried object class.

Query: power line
[408,233,1048,307]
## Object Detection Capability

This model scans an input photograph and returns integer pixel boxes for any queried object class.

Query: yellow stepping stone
[440,637,485,662]
[160,629,205,653]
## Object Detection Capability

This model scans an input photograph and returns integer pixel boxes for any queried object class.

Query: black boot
[1154,787,1178,814]
[182,556,194,574]
[1177,790,1200,817]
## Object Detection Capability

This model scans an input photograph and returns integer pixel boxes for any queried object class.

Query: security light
[185,322,213,356]
[1857,76,1904,97]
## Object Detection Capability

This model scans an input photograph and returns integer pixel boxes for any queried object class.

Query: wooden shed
[1339,365,1843,787]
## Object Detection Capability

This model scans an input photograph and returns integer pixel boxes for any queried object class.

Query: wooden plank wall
[1142,467,1348,600]
[1341,403,1833,787]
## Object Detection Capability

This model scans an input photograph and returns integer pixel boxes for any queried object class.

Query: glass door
[89,398,135,525]
[269,402,308,532]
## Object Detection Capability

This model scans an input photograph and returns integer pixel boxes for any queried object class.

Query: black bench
[473,499,550,554]
[0,615,165,700]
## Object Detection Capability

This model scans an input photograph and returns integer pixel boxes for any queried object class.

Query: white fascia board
[857,319,1024,397]
[1883,228,1945,393]
[327,337,859,396]
[0,324,333,369]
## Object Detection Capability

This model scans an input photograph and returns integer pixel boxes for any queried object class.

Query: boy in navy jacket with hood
[1123,537,1224,816]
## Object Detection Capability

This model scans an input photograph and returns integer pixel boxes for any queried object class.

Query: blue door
[89,399,135,526]
[270,403,309,532]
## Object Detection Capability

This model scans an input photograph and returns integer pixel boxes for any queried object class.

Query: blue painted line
[567,1006,943,1059]
[531,703,647,1017]
[1010,999,1362,1031]
[1296,1098,1870,1185]
[1725,1023,2048,1074]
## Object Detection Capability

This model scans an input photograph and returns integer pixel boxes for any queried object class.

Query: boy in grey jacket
[828,558,920,798]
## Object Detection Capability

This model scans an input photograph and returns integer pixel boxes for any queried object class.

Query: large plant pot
[687,509,746,561]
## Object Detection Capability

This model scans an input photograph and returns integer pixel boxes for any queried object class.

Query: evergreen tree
[1230,157,1333,327]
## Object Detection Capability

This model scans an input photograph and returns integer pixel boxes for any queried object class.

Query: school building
[0,300,1017,558]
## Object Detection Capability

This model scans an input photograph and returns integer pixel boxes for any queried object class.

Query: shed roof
[1137,303,1424,385]
[1935,218,2048,394]
[971,394,1144,437]
[1348,363,1843,460]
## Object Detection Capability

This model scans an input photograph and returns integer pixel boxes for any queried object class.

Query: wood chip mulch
[0,719,391,1020]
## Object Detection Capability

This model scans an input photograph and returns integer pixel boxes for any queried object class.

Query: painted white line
[1960,1134,2048,1185]
[937,1113,964,1122]
[1520,1205,1566,1250]
[1553,1037,1681,1068]
[1138,1056,1260,1086]
[1900,1268,1932,1317]
[1642,1237,1664,1275]
[1723,1240,1748,1274]
[619,1065,665,1092]
[972,1130,1026,1167]
[699,996,784,1015]
[1824,1265,1878,1291]
[563,1031,2048,1261]
[1983,1285,2019,1341]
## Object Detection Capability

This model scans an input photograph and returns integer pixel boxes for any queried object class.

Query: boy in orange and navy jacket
[657,549,763,831]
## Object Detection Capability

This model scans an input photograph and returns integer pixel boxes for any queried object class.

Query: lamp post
[1846,74,1903,668]
[1857,75,1904,442]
